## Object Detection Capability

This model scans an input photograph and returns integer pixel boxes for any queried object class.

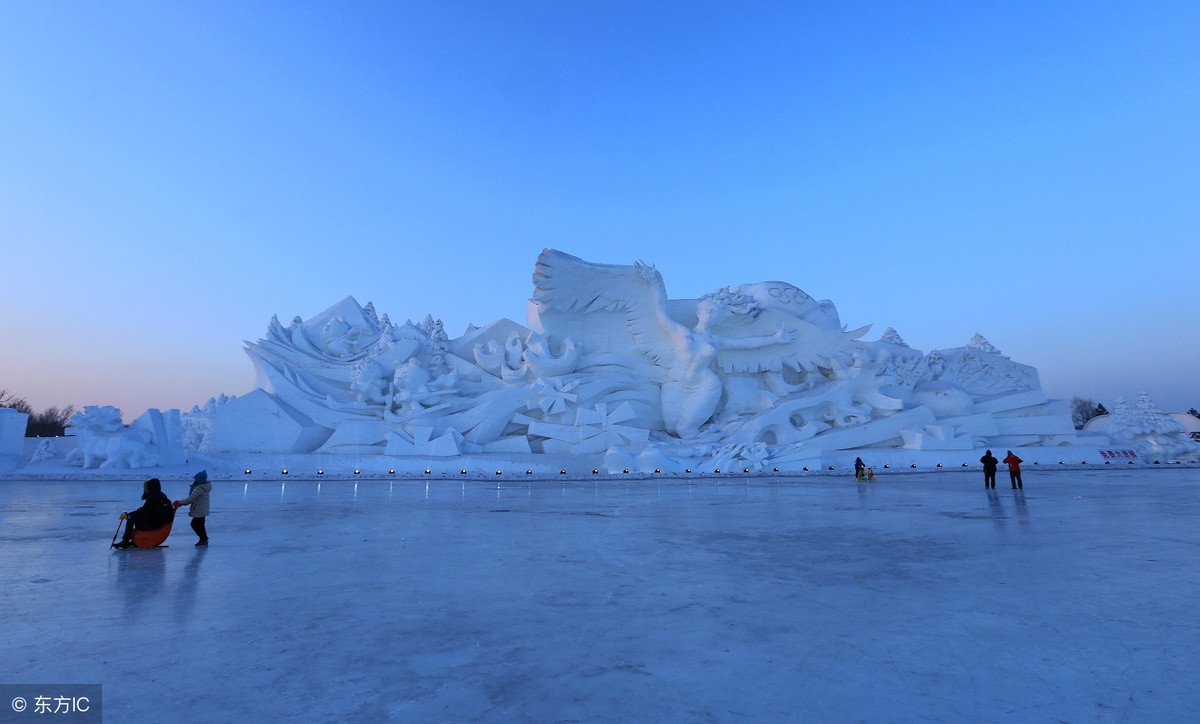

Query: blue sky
[2,1,1197,419]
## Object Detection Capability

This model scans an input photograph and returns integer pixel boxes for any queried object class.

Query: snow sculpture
[1101,394,1200,461]
[65,406,185,469]
[212,249,1085,470]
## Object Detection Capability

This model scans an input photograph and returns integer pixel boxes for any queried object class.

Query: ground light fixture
[282,469,288,475]
[317,470,324,475]
[245,469,251,475]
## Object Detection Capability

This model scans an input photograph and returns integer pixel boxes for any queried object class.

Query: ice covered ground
[2,467,1199,722]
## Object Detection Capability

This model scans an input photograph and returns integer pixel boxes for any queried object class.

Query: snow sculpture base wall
[201,249,1101,472]
[0,407,29,472]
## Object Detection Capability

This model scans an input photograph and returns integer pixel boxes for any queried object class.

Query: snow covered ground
[2,467,1198,721]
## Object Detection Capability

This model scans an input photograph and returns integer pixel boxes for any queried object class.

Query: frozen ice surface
[2,468,1199,721]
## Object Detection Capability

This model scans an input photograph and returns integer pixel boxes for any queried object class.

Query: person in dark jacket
[113,478,174,549]
[980,450,999,489]
[1003,450,1024,489]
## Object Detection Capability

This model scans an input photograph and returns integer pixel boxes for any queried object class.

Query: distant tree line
[0,390,74,437]
[1069,397,1109,430]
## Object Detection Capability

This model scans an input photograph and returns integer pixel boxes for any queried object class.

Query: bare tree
[27,406,75,437]
[0,391,74,436]
[1070,397,1105,429]
[0,389,33,415]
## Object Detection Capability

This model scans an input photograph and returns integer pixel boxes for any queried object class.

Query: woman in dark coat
[980,450,999,489]
[113,478,174,549]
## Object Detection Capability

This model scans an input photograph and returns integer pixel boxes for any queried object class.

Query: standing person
[114,478,174,548]
[980,450,999,489]
[174,470,212,547]
[854,457,866,480]
[1003,451,1024,489]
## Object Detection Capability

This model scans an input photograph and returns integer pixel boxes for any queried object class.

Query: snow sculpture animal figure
[350,360,390,405]
[64,406,159,469]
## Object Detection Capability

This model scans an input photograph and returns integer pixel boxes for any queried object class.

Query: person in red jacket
[1003,450,1023,489]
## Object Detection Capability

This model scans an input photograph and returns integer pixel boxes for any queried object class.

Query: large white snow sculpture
[210,249,1084,470]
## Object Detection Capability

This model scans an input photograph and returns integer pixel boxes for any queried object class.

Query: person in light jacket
[174,470,212,547]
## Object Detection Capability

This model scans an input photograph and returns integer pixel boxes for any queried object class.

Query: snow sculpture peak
[880,328,908,347]
[966,333,1005,357]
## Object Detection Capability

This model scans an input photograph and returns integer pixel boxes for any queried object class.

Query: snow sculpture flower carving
[573,402,650,454]
[528,378,580,418]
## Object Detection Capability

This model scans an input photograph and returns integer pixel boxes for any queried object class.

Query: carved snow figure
[636,266,798,438]
[391,359,436,413]
[350,360,390,405]
[529,250,864,439]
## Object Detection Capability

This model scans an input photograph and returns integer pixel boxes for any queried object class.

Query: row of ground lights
[246,459,1179,477]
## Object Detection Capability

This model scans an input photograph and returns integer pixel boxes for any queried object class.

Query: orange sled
[129,508,176,548]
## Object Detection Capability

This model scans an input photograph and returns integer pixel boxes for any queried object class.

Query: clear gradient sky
[3,2,1197,421]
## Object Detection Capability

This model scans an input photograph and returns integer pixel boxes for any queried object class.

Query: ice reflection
[1013,489,1029,529]
[986,489,1006,530]
[114,548,167,620]
[172,548,207,624]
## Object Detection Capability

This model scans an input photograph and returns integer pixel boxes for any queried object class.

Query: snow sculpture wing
[531,248,677,368]
[532,249,656,314]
